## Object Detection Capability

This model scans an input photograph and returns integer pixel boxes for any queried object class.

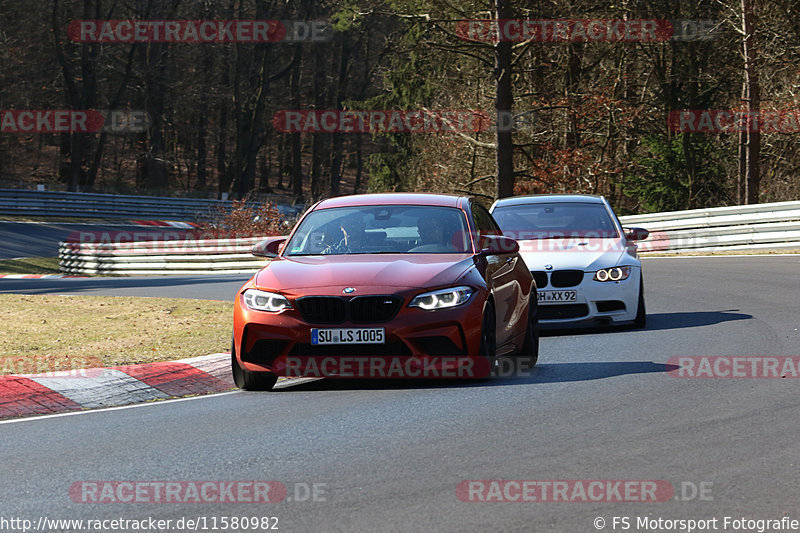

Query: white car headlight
[243,289,292,312]
[409,286,474,310]
[593,266,631,282]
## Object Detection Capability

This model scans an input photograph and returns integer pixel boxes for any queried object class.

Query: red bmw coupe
[232,193,538,390]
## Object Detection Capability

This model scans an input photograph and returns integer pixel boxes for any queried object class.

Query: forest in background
[1,0,798,214]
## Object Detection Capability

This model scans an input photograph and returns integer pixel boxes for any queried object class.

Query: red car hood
[254,254,475,292]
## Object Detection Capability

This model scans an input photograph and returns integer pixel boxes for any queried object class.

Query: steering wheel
[330,238,352,254]
[319,228,353,254]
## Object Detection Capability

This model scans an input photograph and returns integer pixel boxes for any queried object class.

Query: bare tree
[739,0,760,204]
[494,0,515,199]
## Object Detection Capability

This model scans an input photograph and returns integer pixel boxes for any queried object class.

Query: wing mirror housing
[252,236,287,258]
[623,227,649,241]
[480,234,520,255]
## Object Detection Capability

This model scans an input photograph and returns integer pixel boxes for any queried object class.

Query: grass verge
[0,257,62,275]
[0,294,232,374]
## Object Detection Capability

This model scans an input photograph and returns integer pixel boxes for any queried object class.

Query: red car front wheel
[231,340,278,391]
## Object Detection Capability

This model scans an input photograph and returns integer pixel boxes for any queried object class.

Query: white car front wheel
[633,277,646,328]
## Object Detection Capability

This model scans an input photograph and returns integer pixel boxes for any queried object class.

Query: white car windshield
[492,202,619,240]
[284,205,471,255]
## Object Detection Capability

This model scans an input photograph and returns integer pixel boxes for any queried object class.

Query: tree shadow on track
[270,361,677,392]
[541,309,752,337]
[523,361,676,383]
[639,310,752,331]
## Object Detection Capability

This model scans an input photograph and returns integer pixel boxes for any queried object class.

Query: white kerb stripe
[29,369,169,409]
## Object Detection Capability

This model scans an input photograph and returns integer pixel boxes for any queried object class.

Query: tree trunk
[137,32,169,192]
[52,0,99,191]
[217,101,230,196]
[494,0,515,199]
[290,64,304,203]
[330,35,351,198]
[260,130,272,193]
[737,81,747,204]
[277,132,286,189]
[741,0,761,204]
[564,43,583,150]
[353,135,363,194]
[196,50,212,191]
[217,1,236,197]
[310,51,327,199]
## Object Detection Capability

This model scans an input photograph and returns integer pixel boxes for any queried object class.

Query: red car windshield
[284,205,471,255]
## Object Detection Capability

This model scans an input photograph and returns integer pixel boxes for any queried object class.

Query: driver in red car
[413,216,457,252]
[333,216,367,253]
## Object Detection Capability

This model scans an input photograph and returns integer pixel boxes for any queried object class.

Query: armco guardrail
[58,200,800,275]
[619,200,800,253]
[59,236,271,275]
[0,188,299,220]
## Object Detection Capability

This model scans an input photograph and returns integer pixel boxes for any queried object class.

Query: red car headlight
[242,289,292,312]
[409,286,474,310]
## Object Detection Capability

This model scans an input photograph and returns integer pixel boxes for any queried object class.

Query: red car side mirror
[252,237,287,258]
[480,234,520,255]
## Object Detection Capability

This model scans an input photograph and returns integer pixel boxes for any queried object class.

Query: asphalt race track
[0,273,250,300]
[1,256,799,532]
[0,221,190,260]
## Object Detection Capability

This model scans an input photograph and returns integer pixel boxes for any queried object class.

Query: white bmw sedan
[490,194,649,328]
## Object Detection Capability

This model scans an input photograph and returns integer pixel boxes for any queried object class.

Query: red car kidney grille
[295,296,403,324]
[349,296,403,323]
[295,297,347,324]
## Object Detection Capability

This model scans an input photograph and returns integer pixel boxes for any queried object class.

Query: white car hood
[516,238,636,271]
